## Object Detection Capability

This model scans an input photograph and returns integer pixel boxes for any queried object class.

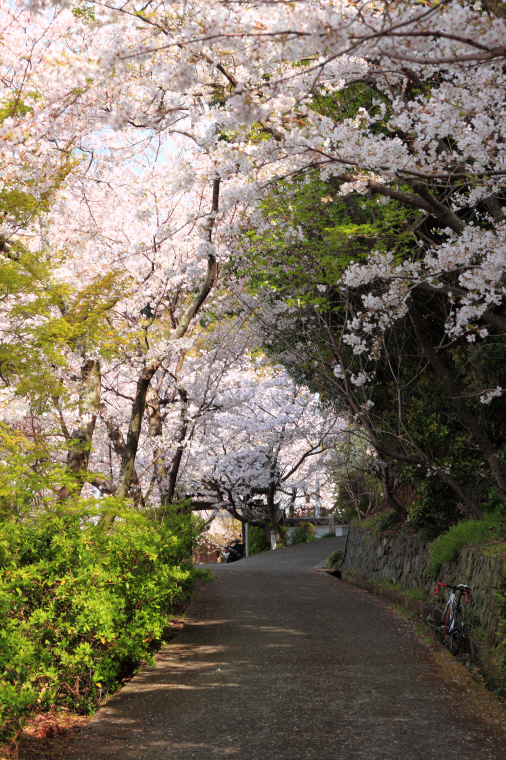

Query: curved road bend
[69,537,506,760]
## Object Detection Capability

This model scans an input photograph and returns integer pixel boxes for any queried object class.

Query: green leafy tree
[234,166,506,529]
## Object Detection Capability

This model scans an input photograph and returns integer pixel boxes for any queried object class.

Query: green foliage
[359,513,385,531]
[0,506,200,740]
[0,94,38,124]
[249,525,270,554]
[332,434,383,521]
[311,82,392,137]
[377,511,402,533]
[407,589,427,602]
[288,522,315,545]
[0,247,126,411]
[0,150,76,231]
[482,486,506,518]
[427,514,502,575]
[239,173,418,313]
[0,147,129,416]
[405,479,463,542]
[236,159,506,533]
[72,2,95,20]
[276,524,288,547]
[357,511,402,534]
[327,549,343,569]
[0,425,74,520]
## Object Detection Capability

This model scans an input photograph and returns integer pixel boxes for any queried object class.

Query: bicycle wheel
[449,606,465,656]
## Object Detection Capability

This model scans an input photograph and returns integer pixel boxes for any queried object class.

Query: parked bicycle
[435,582,470,655]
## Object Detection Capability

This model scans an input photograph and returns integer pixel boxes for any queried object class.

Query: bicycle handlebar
[435,582,470,603]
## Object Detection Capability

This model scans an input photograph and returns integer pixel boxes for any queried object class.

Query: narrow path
[68,538,506,760]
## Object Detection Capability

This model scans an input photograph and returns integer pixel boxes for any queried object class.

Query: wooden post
[245,521,250,557]
[328,514,335,536]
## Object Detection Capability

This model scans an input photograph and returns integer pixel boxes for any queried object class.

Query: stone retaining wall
[341,527,504,645]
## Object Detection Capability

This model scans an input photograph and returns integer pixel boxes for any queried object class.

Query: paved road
[69,537,506,760]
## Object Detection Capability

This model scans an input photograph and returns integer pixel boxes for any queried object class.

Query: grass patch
[428,514,503,575]
[414,621,434,645]
[481,540,506,559]
[389,603,414,619]
[377,511,402,532]
[406,588,427,601]
[368,577,426,602]
[289,523,316,545]
[372,577,403,592]
[327,550,343,569]
[358,514,384,531]
[358,511,401,534]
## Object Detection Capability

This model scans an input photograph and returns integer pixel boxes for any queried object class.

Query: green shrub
[358,513,383,531]
[0,505,200,740]
[320,532,336,539]
[482,486,506,518]
[427,513,501,575]
[404,480,462,541]
[377,511,402,533]
[276,524,288,546]
[406,588,426,601]
[327,550,343,569]
[289,522,315,545]
[249,525,270,554]
[358,512,401,534]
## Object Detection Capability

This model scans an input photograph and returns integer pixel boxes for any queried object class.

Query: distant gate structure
[283,515,350,539]
[193,538,222,564]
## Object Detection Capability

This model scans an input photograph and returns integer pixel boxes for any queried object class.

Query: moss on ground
[368,576,426,602]
[389,603,415,620]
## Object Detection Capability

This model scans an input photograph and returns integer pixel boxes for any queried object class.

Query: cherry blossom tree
[0,138,229,511]
[183,362,343,540]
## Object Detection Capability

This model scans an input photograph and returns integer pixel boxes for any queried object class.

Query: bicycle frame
[443,590,458,633]
[435,582,470,654]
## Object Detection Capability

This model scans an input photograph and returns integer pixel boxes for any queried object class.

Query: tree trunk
[104,419,144,506]
[267,483,280,546]
[104,179,221,518]
[380,462,407,518]
[164,352,190,505]
[146,385,170,501]
[288,488,296,518]
[267,485,279,543]
[114,359,160,502]
[325,326,482,517]
[58,359,101,500]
